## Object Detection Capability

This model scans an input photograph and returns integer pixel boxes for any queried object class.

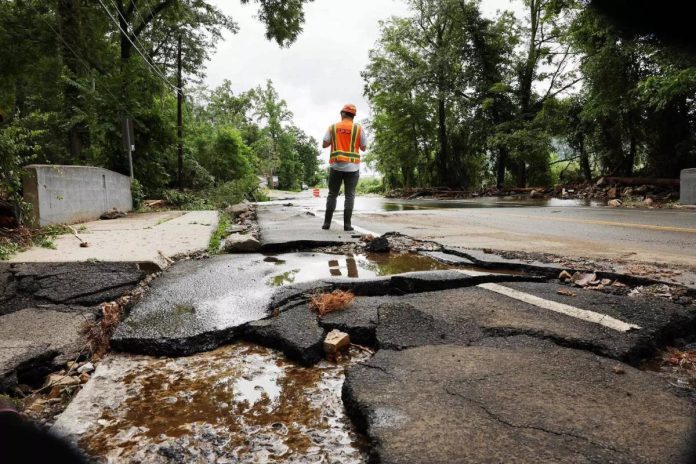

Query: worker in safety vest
[321,104,367,231]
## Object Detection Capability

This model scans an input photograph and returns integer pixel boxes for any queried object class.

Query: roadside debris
[310,290,355,316]
[575,272,598,287]
[82,301,124,358]
[366,235,390,253]
[644,346,696,391]
[226,201,251,218]
[223,235,261,253]
[386,178,680,208]
[557,289,577,297]
[143,199,165,209]
[324,329,351,357]
[99,208,126,220]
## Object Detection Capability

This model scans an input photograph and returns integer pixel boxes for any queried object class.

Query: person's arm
[322,128,332,149]
[359,126,368,152]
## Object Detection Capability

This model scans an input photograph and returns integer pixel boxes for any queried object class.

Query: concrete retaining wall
[23,165,132,226]
[681,168,696,205]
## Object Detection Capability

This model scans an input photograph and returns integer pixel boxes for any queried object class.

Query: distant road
[357,204,696,268]
[265,190,696,268]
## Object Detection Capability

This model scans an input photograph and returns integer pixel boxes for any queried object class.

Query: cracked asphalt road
[47,199,696,463]
[268,190,696,268]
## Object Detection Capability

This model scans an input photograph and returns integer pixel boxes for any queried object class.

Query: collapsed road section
[40,203,696,463]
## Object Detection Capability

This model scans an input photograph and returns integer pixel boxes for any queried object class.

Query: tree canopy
[0,0,317,208]
[363,0,696,190]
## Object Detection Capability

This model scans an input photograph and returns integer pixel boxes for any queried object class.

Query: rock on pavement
[343,338,696,464]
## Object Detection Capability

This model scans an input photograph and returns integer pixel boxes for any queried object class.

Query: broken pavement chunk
[324,329,350,355]
[572,272,597,287]
[366,236,390,253]
[558,270,572,281]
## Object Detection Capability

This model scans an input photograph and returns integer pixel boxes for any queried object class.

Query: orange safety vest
[329,120,362,164]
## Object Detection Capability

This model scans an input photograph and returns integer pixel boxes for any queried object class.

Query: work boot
[344,208,354,232]
[322,208,334,230]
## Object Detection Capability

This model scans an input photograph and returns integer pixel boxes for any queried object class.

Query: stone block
[324,329,350,355]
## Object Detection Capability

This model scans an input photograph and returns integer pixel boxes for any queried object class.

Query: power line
[106,0,155,67]
[96,0,180,92]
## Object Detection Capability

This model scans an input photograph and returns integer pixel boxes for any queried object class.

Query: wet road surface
[268,191,696,267]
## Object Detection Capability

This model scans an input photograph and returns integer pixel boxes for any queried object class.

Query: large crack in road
[31,204,696,463]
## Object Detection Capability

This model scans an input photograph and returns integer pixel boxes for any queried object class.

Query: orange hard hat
[341,104,357,116]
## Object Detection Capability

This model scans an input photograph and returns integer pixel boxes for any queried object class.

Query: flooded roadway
[264,192,696,270]
[58,343,370,463]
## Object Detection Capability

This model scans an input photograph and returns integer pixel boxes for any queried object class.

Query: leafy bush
[131,178,145,210]
[207,176,258,208]
[162,189,213,210]
[356,178,385,195]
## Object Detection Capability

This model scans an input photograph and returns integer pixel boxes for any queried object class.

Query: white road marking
[332,220,379,237]
[476,282,641,332]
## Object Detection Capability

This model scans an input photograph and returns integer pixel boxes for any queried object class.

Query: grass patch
[0,223,72,260]
[208,213,231,254]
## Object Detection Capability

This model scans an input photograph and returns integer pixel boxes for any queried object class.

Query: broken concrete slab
[222,234,261,253]
[243,305,325,366]
[9,211,219,269]
[318,296,389,346]
[376,302,479,350]
[500,281,696,358]
[442,246,566,276]
[421,250,475,266]
[343,340,696,464]
[390,270,545,293]
[262,281,658,365]
[111,255,279,356]
[256,204,360,252]
[0,306,96,392]
[1,262,145,315]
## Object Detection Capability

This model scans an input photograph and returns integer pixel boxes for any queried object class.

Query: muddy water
[265,252,454,286]
[267,196,605,213]
[78,343,370,463]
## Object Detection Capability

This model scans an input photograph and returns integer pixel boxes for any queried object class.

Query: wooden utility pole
[177,34,184,191]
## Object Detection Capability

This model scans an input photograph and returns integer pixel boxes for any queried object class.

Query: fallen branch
[597,177,680,187]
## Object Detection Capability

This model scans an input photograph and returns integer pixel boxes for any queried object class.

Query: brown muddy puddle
[266,252,464,287]
[75,343,370,463]
[264,251,527,287]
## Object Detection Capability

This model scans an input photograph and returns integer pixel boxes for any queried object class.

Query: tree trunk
[496,147,508,188]
[57,0,86,160]
[626,134,636,177]
[437,97,449,186]
[579,138,592,182]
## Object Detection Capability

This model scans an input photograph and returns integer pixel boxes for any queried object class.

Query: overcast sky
[205,0,525,150]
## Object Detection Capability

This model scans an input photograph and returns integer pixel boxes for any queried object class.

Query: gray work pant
[325,168,360,219]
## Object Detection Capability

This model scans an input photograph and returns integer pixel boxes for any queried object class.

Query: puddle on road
[265,252,454,287]
[641,348,696,391]
[267,196,605,213]
[78,343,370,463]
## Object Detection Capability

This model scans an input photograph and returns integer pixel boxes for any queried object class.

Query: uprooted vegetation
[82,302,125,358]
[310,290,355,316]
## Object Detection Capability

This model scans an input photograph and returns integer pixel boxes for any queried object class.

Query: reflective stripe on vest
[329,122,361,164]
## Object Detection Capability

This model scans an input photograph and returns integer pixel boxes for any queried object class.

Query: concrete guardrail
[681,168,696,206]
[23,165,133,226]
